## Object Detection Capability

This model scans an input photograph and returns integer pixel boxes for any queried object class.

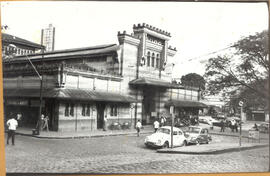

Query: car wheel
[196,140,200,145]
[163,141,169,148]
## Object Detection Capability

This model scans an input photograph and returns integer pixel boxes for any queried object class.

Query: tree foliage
[181,73,206,90]
[204,30,269,102]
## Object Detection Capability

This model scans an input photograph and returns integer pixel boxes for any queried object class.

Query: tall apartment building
[41,24,55,52]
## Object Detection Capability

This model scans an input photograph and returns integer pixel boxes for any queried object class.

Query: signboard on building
[151,112,157,117]
[6,100,28,106]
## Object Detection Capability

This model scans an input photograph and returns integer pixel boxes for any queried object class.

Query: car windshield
[157,128,170,134]
[187,127,200,133]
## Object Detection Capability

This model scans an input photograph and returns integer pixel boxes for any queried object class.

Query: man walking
[42,115,49,132]
[153,119,159,133]
[136,120,142,137]
[220,119,225,132]
[6,116,18,145]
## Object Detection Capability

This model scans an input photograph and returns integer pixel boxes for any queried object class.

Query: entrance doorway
[96,102,105,129]
[142,88,156,125]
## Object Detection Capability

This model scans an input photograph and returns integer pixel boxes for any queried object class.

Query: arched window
[151,53,155,67]
[156,54,160,69]
[147,52,150,67]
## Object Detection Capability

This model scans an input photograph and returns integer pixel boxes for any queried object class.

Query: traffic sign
[239,101,243,107]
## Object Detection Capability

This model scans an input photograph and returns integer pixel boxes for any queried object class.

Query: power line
[180,43,237,64]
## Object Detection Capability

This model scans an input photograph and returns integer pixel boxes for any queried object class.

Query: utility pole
[239,100,243,147]
[170,105,174,148]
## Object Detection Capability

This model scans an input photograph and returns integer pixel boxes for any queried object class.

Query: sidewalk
[12,123,270,140]
[14,126,154,139]
[157,142,269,155]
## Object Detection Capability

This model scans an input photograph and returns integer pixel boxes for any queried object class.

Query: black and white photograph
[1,1,269,174]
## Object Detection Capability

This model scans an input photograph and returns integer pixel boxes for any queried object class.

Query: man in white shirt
[153,119,160,133]
[6,117,18,145]
[136,120,142,137]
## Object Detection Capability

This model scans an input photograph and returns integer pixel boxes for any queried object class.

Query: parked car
[258,122,269,133]
[198,116,219,125]
[144,126,188,148]
[185,126,212,145]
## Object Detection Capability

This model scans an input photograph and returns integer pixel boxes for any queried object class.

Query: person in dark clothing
[235,121,239,132]
[220,119,225,132]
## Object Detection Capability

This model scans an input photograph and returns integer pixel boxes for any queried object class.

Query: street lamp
[7,44,43,135]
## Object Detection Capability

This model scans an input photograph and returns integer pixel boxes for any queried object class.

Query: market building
[2,23,206,132]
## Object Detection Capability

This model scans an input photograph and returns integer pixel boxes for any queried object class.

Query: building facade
[2,33,45,57]
[3,24,206,132]
[41,24,55,52]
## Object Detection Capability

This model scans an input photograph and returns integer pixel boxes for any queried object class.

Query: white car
[144,126,188,148]
[198,116,219,125]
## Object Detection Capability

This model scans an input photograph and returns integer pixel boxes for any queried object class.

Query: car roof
[161,126,182,131]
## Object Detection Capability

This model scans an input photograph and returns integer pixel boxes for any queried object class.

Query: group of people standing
[39,114,49,131]
[219,119,239,133]
[6,113,50,145]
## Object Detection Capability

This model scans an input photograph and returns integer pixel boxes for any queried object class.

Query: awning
[165,100,208,108]
[3,88,137,103]
[129,78,183,89]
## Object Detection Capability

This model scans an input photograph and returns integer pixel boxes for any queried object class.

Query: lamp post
[8,44,43,135]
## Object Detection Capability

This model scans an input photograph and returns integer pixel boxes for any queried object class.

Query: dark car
[185,126,212,145]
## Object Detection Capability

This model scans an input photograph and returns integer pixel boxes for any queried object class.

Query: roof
[4,88,137,103]
[2,33,45,49]
[129,78,183,89]
[4,44,119,63]
[165,100,208,108]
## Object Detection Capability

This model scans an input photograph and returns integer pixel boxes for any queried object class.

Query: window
[147,52,150,67]
[64,103,69,117]
[70,103,74,116]
[156,54,160,69]
[110,105,117,116]
[86,104,91,116]
[82,104,86,116]
[151,53,155,67]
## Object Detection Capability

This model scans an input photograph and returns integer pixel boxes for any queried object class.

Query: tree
[204,30,269,102]
[180,73,206,90]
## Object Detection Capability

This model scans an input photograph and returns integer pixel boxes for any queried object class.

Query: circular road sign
[239,101,244,107]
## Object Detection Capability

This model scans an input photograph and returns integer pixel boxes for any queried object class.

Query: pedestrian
[220,119,225,132]
[153,119,159,133]
[235,121,239,133]
[231,119,236,132]
[42,115,49,132]
[6,116,18,145]
[136,120,142,137]
[160,116,165,127]
[103,115,107,131]
[37,114,45,129]
[16,113,22,127]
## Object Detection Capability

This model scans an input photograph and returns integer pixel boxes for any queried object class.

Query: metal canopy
[4,88,137,103]
[129,78,183,89]
[165,100,208,108]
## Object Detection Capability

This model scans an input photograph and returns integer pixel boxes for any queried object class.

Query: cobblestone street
[5,133,269,174]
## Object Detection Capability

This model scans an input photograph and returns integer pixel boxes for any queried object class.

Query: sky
[1,1,268,78]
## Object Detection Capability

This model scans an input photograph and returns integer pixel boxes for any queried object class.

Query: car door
[174,130,186,146]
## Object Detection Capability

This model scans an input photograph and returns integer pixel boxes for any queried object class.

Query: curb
[13,131,153,139]
[209,131,269,140]
[157,144,269,155]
